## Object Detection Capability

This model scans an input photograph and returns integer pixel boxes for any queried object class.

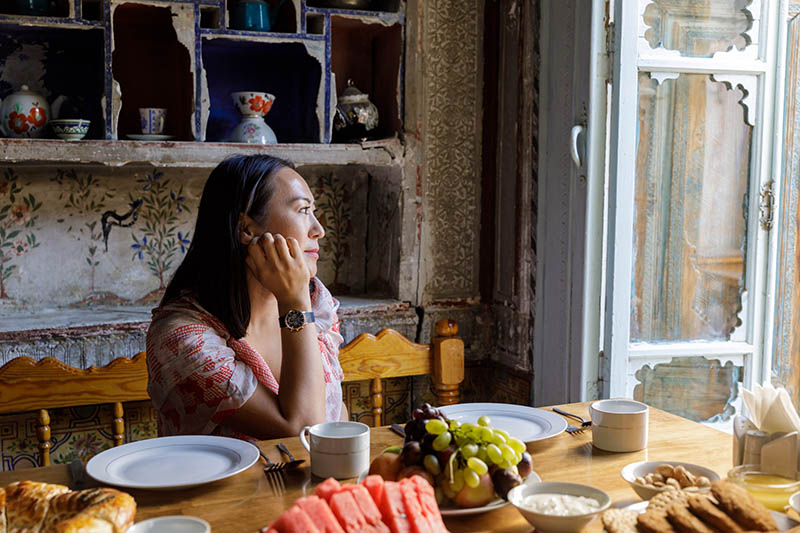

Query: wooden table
[1,402,797,532]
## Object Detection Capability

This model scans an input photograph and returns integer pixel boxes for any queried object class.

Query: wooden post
[432,319,465,406]
[36,409,51,467]
[370,378,383,427]
[113,401,125,446]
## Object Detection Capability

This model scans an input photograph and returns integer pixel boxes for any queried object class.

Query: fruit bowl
[50,119,90,140]
[621,461,719,500]
[507,481,610,532]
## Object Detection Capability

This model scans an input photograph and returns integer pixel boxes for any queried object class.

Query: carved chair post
[36,409,51,467]
[113,401,125,447]
[432,319,464,406]
[370,377,383,427]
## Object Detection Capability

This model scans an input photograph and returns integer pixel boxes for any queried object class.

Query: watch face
[285,309,306,330]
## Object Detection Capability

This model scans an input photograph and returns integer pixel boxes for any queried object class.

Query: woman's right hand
[245,232,312,310]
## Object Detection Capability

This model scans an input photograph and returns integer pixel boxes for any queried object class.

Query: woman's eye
[300,206,311,214]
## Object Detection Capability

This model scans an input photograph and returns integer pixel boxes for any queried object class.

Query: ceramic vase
[230,91,277,144]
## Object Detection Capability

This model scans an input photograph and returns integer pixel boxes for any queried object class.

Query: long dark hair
[161,154,295,339]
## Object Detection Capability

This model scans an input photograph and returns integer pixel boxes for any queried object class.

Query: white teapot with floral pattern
[0,85,51,138]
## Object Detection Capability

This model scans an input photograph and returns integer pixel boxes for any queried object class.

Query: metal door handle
[571,124,584,168]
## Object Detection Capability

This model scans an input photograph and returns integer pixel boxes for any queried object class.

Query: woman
[146,154,347,440]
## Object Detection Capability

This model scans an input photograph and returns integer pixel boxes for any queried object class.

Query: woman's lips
[305,250,319,259]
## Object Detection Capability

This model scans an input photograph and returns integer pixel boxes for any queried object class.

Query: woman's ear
[239,214,256,245]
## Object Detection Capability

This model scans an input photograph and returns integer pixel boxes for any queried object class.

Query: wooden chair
[338,318,465,426]
[0,353,149,466]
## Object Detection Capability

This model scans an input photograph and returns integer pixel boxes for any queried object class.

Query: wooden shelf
[0,137,403,167]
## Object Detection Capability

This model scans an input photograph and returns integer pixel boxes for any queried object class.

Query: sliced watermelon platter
[261,474,449,533]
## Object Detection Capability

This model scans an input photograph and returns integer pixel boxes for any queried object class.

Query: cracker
[711,480,777,532]
[648,489,691,512]
[687,493,745,533]
[666,500,716,533]
[600,508,638,533]
[637,507,677,533]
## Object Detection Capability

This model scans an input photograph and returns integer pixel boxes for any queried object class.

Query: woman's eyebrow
[290,195,315,204]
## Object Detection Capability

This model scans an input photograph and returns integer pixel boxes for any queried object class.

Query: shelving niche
[0,0,405,145]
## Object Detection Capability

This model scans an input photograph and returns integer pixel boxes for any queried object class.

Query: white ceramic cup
[139,107,167,134]
[589,399,649,452]
[299,421,370,479]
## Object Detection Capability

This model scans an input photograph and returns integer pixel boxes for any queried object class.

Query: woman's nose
[310,214,325,239]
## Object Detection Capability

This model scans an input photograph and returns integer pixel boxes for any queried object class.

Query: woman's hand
[245,232,312,310]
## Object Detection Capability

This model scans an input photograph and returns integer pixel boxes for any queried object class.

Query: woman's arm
[340,401,349,422]
[225,233,326,438]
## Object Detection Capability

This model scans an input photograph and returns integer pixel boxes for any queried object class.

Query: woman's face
[258,167,325,277]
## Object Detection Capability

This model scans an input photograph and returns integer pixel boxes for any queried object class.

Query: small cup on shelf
[50,119,90,141]
[139,108,167,135]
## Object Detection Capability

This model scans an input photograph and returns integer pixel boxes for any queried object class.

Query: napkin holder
[733,415,799,479]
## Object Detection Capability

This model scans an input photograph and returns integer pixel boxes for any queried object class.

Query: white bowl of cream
[507,481,611,532]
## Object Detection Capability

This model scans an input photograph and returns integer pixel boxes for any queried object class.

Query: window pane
[643,0,752,57]
[632,73,752,342]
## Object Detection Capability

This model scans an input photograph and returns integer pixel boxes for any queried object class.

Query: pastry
[666,501,715,533]
[6,481,70,532]
[40,488,136,533]
[711,480,778,532]
[686,493,744,533]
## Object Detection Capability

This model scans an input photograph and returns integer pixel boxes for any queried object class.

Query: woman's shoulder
[148,294,228,341]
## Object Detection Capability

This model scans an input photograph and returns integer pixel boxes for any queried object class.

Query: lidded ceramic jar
[0,85,50,138]
[333,79,378,142]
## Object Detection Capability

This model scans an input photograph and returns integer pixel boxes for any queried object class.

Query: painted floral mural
[130,170,191,302]
[52,169,115,293]
[0,168,41,299]
[314,172,352,293]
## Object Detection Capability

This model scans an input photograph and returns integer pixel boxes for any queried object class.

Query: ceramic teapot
[0,85,65,139]
[333,79,379,142]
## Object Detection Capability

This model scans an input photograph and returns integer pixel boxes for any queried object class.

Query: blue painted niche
[0,24,105,140]
[201,38,321,143]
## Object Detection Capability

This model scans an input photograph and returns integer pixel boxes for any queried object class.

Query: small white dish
[127,134,175,141]
[790,490,800,514]
[621,461,720,500]
[507,481,610,532]
[128,516,210,533]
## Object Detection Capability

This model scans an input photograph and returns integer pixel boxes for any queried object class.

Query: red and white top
[146,277,345,440]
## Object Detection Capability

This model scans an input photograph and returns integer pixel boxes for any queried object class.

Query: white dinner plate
[439,471,542,517]
[127,134,175,141]
[439,403,568,442]
[623,501,800,530]
[86,435,259,490]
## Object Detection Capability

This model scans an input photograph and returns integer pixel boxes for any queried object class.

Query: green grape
[432,431,452,451]
[479,427,493,441]
[426,418,448,435]
[488,432,507,446]
[449,420,461,431]
[500,444,516,462]
[499,459,514,469]
[508,437,526,454]
[461,443,478,458]
[477,445,489,462]
[467,457,488,475]
[461,422,478,432]
[423,454,441,476]
[494,428,510,440]
[464,468,480,488]
[450,468,465,492]
[477,415,491,427]
[486,443,503,464]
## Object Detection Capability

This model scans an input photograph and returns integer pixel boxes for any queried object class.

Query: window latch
[759,180,775,231]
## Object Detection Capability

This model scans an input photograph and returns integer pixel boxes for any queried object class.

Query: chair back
[0,353,149,466]
[338,319,464,426]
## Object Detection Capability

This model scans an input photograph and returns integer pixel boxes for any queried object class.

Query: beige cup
[589,399,649,452]
[299,421,370,479]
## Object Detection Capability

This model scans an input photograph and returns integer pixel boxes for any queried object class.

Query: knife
[68,459,88,490]
[390,423,406,438]
[275,442,305,469]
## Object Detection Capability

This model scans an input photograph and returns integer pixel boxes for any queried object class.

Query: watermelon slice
[315,477,343,503]
[408,477,448,533]
[401,480,434,533]
[295,496,345,533]
[363,474,386,508]
[380,481,412,533]
[330,490,369,533]
[271,505,321,533]
[343,484,390,532]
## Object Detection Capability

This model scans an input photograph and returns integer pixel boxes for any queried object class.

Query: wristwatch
[279,310,315,332]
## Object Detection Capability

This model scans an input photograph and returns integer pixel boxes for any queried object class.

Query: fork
[553,408,592,434]
[276,442,305,469]
[258,449,285,496]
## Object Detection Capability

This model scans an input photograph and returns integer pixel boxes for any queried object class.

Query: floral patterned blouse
[146,277,344,440]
